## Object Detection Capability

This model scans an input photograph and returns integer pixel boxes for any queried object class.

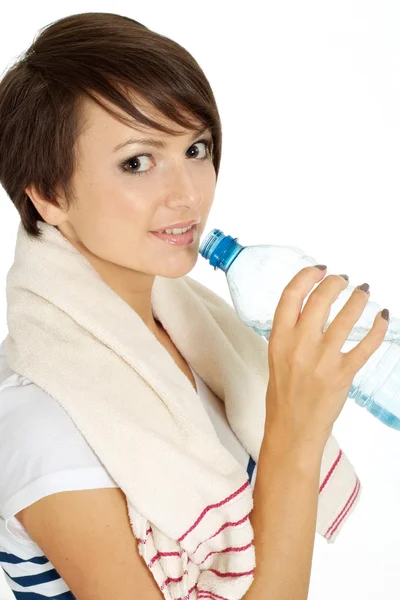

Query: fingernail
[381,308,389,321]
[339,274,349,281]
[315,264,327,270]
[357,283,370,293]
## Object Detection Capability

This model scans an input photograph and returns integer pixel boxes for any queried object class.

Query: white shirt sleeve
[0,373,118,543]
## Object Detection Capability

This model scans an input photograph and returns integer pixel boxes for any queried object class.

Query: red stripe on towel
[178,480,250,542]
[148,549,181,568]
[209,568,255,578]
[197,571,254,599]
[199,541,254,565]
[158,564,254,596]
[324,478,360,539]
[319,449,342,494]
[192,514,250,554]
[137,483,254,599]
[198,591,235,600]
[146,519,254,567]
[198,590,232,600]
[138,516,254,575]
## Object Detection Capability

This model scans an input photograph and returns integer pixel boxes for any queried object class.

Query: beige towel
[4,221,361,599]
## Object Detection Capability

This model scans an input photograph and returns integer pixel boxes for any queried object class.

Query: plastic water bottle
[199,229,400,431]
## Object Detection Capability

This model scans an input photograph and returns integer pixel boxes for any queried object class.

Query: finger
[270,266,327,340]
[296,273,349,338]
[323,285,371,352]
[342,309,389,375]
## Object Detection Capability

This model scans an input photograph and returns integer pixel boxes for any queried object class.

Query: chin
[156,254,198,279]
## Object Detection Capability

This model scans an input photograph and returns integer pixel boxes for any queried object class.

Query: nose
[163,160,203,207]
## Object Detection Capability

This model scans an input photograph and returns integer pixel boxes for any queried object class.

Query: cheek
[93,184,151,225]
[205,164,217,189]
[203,169,217,204]
[73,196,145,253]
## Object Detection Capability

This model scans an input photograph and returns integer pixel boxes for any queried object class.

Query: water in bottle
[199,229,400,431]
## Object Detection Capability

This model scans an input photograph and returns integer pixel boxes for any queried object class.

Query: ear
[25,184,67,227]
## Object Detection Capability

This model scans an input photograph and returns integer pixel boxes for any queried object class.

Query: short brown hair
[0,12,222,238]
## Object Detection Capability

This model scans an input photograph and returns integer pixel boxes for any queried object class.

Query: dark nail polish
[357,283,370,293]
[339,274,349,281]
[381,308,389,321]
[315,264,327,270]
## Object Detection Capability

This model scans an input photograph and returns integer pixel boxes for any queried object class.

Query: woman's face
[50,93,217,282]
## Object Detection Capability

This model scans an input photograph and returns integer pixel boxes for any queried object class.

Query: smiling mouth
[150,224,198,245]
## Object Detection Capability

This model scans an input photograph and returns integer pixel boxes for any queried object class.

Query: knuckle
[290,344,312,368]
[290,348,304,366]
[268,328,280,346]
[330,312,350,331]
[309,274,341,300]
[281,285,297,300]
[269,326,286,347]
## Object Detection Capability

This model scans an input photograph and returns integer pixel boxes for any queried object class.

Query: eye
[119,153,152,177]
[118,138,214,177]
[186,140,212,160]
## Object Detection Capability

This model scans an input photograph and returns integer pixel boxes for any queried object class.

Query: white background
[0,1,399,598]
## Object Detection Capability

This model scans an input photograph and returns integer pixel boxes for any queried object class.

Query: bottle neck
[210,237,244,272]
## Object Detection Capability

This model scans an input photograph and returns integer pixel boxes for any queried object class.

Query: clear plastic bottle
[199,229,400,431]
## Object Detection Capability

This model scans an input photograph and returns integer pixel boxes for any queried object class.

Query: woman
[0,11,387,600]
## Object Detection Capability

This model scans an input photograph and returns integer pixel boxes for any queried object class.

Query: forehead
[79,90,203,141]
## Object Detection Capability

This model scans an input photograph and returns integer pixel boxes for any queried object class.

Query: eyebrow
[112,126,211,153]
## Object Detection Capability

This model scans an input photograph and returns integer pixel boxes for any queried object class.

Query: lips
[152,220,198,233]
[150,224,198,246]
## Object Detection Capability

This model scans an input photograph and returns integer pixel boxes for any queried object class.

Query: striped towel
[4,221,361,599]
